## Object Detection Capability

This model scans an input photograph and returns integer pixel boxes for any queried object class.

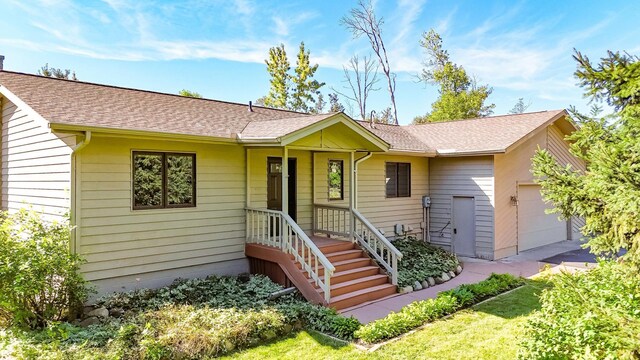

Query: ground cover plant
[0,274,361,359]
[393,236,460,288]
[355,273,524,343]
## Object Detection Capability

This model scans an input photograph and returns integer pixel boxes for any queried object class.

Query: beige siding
[1,97,74,220]
[355,154,429,238]
[494,130,547,258]
[494,122,586,258]
[428,156,494,259]
[547,123,587,240]
[247,148,313,231]
[77,135,248,292]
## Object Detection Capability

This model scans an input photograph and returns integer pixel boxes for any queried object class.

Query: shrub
[355,273,524,343]
[0,209,92,329]
[393,236,459,288]
[518,262,640,359]
[143,305,286,358]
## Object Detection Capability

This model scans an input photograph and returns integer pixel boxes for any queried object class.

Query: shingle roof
[356,121,435,152]
[0,71,568,155]
[240,114,338,139]
[0,71,305,139]
[404,110,567,155]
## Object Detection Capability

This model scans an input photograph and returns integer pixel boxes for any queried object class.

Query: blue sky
[1,0,638,124]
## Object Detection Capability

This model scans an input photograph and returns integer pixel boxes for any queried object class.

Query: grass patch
[221,280,549,360]
[355,273,525,343]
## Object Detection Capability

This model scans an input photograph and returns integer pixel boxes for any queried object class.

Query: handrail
[352,208,403,285]
[246,208,334,303]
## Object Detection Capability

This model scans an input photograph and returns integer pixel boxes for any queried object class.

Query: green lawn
[221,281,547,360]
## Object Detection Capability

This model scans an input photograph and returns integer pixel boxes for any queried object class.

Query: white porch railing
[313,204,351,238]
[312,204,403,285]
[246,208,335,303]
[352,209,403,285]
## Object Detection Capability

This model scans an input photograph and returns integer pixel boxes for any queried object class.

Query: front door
[452,196,476,257]
[267,157,297,221]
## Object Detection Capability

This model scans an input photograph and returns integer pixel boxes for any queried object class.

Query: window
[328,159,344,200]
[133,151,196,209]
[386,162,410,198]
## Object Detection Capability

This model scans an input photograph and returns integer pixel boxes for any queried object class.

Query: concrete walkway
[342,241,588,324]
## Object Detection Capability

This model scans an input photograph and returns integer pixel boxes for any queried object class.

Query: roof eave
[436,149,505,157]
[49,123,239,144]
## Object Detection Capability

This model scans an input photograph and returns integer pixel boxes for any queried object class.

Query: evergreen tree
[328,93,345,113]
[263,42,325,112]
[38,63,77,80]
[178,89,202,98]
[509,98,531,114]
[264,44,290,109]
[413,30,494,124]
[290,42,325,112]
[532,49,640,264]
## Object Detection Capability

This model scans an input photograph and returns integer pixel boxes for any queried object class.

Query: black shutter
[386,162,397,197]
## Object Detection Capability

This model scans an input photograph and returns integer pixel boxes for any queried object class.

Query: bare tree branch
[332,55,380,120]
[341,0,398,124]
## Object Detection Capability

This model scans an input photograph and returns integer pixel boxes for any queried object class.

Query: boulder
[87,307,109,319]
[109,308,125,318]
[427,277,436,286]
[413,281,423,291]
[455,264,463,275]
[83,305,95,315]
[400,285,414,294]
[441,272,451,282]
[421,280,430,289]
[449,271,456,278]
[435,277,444,284]
[79,316,100,327]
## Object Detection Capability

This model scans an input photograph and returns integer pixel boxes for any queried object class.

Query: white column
[282,147,289,216]
[349,151,355,241]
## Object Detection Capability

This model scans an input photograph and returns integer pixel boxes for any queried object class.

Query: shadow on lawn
[471,279,551,320]
[307,330,351,350]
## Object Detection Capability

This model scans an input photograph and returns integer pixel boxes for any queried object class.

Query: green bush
[518,262,640,359]
[355,273,524,343]
[0,209,92,329]
[393,236,459,288]
[144,305,286,358]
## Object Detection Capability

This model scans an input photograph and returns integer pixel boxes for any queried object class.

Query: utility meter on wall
[422,196,431,208]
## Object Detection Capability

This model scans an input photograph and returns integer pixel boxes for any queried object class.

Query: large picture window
[133,151,196,209]
[328,159,344,200]
[386,162,411,198]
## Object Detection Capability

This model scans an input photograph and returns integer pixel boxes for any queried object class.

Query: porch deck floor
[309,235,350,248]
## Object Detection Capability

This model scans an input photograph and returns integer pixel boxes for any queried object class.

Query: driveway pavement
[341,240,594,323]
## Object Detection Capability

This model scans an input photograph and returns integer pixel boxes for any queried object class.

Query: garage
[517,184,568,251]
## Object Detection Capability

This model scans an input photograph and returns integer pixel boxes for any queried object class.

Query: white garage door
[518,185,567,251]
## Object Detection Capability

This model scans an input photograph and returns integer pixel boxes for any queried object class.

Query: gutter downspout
[353,152,373,209]
[70,131,91,254]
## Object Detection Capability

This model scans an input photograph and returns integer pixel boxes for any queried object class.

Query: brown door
[267,157,297,221]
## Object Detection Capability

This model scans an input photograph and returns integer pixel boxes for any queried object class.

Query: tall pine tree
[264,44,290,109]
[532,50,640,264]
[263,42,324,112]
[413,30,494,124]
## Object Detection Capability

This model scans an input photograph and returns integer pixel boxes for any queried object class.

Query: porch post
[245,148,251,208]
[282,147,289,216]
[311,151,316,234]
[349,151,355,241]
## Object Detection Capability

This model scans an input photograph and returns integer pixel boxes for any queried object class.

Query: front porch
[241,115,403,309]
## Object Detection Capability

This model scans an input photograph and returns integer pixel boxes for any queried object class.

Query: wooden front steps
[306,236,396,310]
[246,236,397,310]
